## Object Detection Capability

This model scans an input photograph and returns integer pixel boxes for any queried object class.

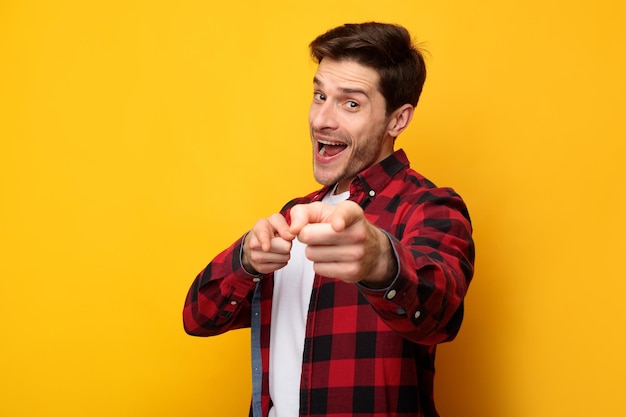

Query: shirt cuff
[356,228,400,294]
[237,231,263,280]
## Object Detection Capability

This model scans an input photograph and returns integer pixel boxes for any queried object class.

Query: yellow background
[1,1,625,416]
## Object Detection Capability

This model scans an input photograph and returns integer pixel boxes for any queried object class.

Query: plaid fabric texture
[183,149,475,417]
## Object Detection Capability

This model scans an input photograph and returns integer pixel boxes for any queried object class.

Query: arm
[361,192,474,345]
[183,214,295,337]
[290,193,474,345]
[182,235,259,337]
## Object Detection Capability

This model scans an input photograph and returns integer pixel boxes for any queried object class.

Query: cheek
[308,103,323,126]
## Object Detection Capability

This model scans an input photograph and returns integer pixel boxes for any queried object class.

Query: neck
[334,180,351,194]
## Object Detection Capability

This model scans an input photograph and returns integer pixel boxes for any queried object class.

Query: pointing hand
[289,201,396,287]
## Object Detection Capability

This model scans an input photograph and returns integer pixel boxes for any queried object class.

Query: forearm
[182,235,259,336]
[357,228,399,289]
[358,216,474,345]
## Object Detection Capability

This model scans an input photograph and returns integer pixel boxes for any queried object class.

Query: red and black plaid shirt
[183,149,475,417]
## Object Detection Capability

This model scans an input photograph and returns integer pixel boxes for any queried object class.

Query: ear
[386,104,414,138]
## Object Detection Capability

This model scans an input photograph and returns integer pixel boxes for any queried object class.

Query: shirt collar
[311,149,410,201]
[352,149,410,197]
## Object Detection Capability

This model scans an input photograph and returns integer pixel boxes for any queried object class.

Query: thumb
[328,200,363,232]
[289,202,334,235]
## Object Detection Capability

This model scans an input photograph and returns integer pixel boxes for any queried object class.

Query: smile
[318,139,348,157]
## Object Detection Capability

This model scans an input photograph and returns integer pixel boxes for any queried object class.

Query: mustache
[311,129,350,143]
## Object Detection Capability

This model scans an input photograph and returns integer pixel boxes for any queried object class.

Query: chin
[313,170,338,187]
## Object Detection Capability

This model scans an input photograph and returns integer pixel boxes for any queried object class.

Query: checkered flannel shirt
[183,149,475,417]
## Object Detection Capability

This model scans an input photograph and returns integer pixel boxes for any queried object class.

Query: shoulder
[392,165,462,201]
[378,166,471,222]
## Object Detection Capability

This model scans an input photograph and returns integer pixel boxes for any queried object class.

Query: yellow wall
[1,1,624,416]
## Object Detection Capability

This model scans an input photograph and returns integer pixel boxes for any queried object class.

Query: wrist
[359,228,398,289]
[240,232,261,276]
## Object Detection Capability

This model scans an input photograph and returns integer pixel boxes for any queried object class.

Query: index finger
[267,213,295,241]
[251,214,294,252]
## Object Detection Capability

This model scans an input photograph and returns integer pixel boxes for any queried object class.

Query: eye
[345,100,359,109]
[313,92,326,101]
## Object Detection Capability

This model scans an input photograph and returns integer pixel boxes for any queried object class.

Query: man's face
[309,58,395,193]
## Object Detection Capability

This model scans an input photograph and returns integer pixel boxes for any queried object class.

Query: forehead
[313,58,381,96]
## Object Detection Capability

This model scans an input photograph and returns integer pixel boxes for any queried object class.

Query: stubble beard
[311,129,386,188]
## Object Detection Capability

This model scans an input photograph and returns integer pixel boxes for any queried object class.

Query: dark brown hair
[309,22,426,115]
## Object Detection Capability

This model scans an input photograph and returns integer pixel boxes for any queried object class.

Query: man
[183,22,475,417]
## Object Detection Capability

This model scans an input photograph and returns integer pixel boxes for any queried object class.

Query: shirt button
[230,301,237,305]
[386,289,397,299]
[414,310,421,319]
[369,190,376,197]
[252,277,261,283]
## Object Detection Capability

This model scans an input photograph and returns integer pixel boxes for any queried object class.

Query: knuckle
[347,263,361,278]
[248,237,260,250]
[268,213,282,223]
[249,251,264,263]
[298,227,311,243]
[352,247,365,261]
[254,218,269,228]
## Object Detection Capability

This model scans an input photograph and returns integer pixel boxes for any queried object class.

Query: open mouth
[318,139,347,157]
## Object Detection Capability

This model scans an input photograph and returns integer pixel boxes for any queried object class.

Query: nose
[309,100,339,131]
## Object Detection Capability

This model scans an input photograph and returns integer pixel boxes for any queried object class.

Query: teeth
[318,139,344,146]
[317,139,346,157]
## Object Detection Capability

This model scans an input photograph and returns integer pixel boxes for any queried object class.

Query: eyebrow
[313,76,369,97]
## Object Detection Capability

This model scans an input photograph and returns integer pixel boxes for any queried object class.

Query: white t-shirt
[268,190,349,417]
